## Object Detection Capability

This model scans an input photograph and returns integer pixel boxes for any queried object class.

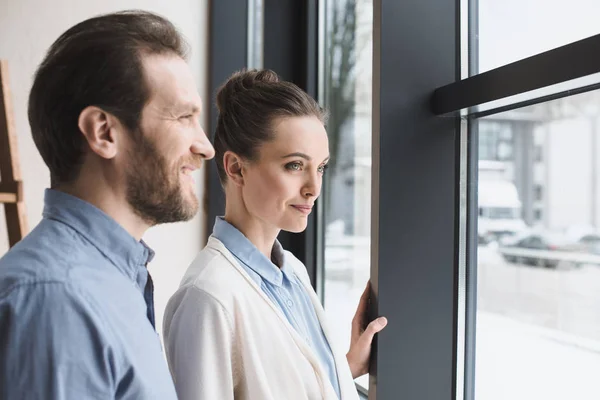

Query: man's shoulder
[0,219,96,299]
[0,276,120,397]
[0,276,107,342]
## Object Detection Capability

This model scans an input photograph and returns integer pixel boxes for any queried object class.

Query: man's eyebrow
[169,103,202,114]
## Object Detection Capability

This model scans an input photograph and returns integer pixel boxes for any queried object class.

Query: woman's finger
[353,282,370,319]
[360,317,388,344]
[352,282,371,332]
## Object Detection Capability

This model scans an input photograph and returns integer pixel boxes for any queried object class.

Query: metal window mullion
[432,33,600,115]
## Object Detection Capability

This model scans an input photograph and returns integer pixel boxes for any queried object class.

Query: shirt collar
[212,217,292,287]
[42,189,154,282]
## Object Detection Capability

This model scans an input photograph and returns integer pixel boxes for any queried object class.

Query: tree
[324,0,374,228]
[324,0,358,173]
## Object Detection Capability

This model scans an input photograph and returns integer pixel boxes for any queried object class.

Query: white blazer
[163,236,359,400]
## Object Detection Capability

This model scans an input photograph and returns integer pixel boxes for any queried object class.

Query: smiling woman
[162,69,386,400]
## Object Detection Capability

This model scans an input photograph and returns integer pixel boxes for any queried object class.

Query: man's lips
[181,163,200,174]
[181,165,199,185]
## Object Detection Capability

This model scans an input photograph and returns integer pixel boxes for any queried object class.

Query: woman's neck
[224,205,280,262]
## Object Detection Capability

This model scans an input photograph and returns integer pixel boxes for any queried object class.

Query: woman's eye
[180,114,194,120]
[286,162,302,171]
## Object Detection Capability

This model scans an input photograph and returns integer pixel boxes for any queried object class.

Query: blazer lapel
[288,255,359,400]
[206,237,338,398]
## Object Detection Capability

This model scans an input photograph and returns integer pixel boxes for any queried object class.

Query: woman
[163,69,387,400]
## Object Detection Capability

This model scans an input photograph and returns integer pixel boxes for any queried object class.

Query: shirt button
[286,299,293,308]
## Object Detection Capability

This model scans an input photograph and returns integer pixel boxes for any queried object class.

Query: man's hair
[28,10,189,186]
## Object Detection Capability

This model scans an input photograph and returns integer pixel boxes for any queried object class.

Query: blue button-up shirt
[213,217,341,398]
[0,189,177,399]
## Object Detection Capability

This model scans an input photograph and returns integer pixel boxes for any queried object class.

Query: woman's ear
[78,106,122,160]
[223,151,245,186]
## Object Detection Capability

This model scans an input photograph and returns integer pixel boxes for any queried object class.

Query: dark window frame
[369,0,461,398]
[205,0,248,241]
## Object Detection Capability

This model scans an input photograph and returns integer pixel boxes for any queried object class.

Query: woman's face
[241,115,330,233]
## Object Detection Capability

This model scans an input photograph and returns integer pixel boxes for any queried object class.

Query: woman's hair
[214,69,327,184]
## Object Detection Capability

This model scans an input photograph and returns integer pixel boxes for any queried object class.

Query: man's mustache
[178,157,204,170]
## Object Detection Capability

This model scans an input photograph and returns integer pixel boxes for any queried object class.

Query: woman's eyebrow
[281,153,331,163]
[281,152,311,160]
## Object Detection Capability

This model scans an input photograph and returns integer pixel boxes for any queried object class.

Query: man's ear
[78,106,123,159]
[223,151,245,187]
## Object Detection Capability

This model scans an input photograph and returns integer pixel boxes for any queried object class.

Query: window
[321,0,373,391]
[247,0,264,69]
[479,121,513,161]
[469,1,600,398]
[476,91,600,400]
[478,0,600,73]
[486,207,518,220]
[534,184,543,202]
[535,145,544,163]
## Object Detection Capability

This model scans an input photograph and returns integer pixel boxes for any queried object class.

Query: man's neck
[57,183,150,241]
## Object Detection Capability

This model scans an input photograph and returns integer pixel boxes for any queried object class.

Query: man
[0,10,214,399]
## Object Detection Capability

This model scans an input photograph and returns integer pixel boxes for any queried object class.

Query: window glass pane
[476,90,600,399]
[478,0,600,73]
[321,0,372,390]
[247,0,263,69]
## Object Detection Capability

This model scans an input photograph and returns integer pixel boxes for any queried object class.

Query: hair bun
[216,69,280,113]
[212,68,325,186]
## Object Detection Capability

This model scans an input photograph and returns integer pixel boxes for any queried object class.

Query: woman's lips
[291,205,312,215]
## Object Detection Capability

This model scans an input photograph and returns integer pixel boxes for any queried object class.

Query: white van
[478,161,527,243]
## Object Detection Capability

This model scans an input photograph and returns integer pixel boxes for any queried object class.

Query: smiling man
[0,10,214,399]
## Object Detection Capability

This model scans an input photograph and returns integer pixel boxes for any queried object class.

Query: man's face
[125,54,215,225]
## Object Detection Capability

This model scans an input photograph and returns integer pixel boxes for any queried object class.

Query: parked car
[499,231,581,268]
[574,233,600,256]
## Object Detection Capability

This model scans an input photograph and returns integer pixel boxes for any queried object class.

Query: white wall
[0,0,209,335]
[546,118,592,230]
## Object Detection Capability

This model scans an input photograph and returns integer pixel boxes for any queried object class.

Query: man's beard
[125,134,200,225]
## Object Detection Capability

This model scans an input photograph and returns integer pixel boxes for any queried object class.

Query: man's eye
[318,164,329,174]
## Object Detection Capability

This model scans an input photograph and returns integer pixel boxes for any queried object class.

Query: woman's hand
[346,282,387,379]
